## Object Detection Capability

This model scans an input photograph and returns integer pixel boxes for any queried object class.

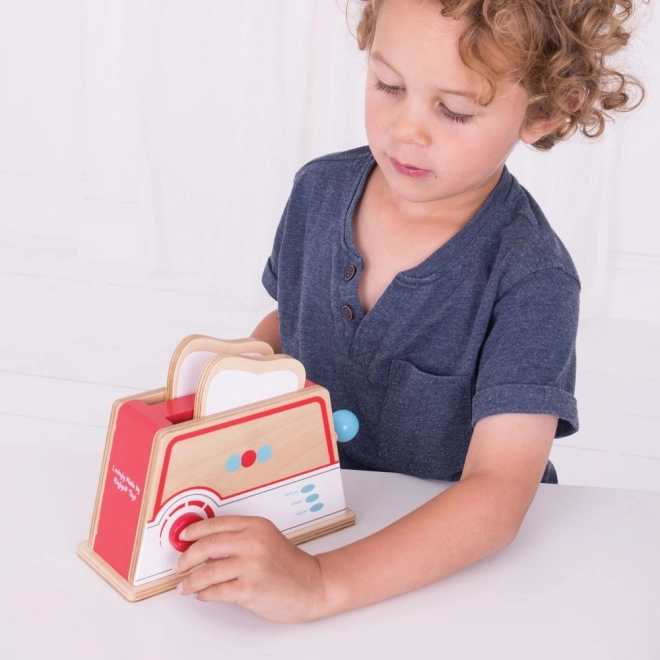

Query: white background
[0,0,658,490]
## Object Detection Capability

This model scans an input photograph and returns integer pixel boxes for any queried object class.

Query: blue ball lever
[333,409,359,442]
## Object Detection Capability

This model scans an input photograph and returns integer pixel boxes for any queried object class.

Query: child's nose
[388,103,432,147]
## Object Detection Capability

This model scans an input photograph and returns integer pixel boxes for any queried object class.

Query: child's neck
[352,165,503,314]
[373,164,502,230]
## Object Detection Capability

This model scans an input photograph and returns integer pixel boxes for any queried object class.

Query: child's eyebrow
[370,50,477,100]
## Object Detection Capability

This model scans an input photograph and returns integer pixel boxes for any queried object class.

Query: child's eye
[439,104,473,124]
[374,79,402,95]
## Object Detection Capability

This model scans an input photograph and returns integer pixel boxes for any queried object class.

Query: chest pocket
[377,360,473,480]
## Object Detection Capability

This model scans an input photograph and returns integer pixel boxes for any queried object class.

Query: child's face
[365,0,539,211]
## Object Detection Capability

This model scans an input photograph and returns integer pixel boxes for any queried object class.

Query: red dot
[241,450,257,468]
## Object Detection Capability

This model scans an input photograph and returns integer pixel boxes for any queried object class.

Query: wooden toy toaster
[77,335,356,601]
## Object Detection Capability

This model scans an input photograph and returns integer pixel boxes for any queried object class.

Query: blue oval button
[257,445,273,462]
[301,484,315,493]
[305,494,320,503]
[225,455,241,472]
[310,503,324,512]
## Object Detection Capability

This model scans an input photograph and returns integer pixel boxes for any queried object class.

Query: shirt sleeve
[262,164,307,303]
[262,241,280,301]
[471,267,580,438]
[261,192,291,302]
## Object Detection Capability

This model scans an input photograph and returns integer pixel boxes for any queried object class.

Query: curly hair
[356,0,645,150]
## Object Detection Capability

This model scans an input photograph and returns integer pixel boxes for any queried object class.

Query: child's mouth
[390,157,432,178]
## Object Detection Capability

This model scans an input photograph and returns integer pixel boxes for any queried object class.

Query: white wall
[0,0,658,319]
[0,0,85,238]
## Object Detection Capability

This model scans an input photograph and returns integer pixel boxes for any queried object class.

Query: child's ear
[519,114,567,145]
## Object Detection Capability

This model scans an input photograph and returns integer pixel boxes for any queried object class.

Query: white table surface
[0,444,658,660]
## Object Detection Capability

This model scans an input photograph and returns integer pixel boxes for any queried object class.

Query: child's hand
[174,516,327,623]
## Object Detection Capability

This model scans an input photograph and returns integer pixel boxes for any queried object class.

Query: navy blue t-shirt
[263,146,579,483]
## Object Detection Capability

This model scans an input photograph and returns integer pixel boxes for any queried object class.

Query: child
[175,0,643,621]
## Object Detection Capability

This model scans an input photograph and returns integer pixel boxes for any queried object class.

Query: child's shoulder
[293,146,373,184]
[284,147,375,213]
[301,145,372,167]
[497,172,581,289]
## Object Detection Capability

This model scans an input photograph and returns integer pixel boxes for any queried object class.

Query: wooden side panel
[92,401,165,579]
[156,393,335,513]
[87,388,166,547]
[141,386,336,521]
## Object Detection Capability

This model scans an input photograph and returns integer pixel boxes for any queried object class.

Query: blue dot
[305,494,320,503]
[225,455,241,472]
[301,484,315,493]
[257,445,273,462]
[310,503,324,512]
[333,409,359,442]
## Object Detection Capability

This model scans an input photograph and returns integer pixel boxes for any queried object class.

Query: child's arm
[251,309,281,354]
[175,411,556,622]
[315,412,556,612]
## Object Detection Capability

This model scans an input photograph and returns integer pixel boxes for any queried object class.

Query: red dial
[168,512,203,552]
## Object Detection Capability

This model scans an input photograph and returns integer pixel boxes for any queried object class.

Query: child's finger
[181,515,250,541]
[175,531,240,573]
[178,557,242,596]
[194,578,244,604]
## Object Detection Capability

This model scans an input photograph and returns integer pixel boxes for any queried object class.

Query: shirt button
[341,304,354,320]
[344,265,357,281]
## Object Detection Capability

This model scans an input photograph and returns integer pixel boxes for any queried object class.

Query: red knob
[169,513,203,552]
